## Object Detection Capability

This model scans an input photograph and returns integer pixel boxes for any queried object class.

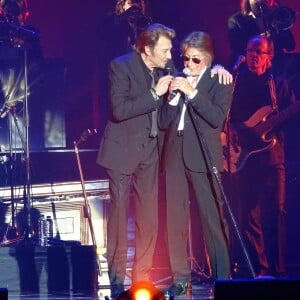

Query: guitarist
[229,34,296,278]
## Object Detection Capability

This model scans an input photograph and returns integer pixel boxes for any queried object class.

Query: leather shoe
[111,284,125,299]
[167,281,187,297]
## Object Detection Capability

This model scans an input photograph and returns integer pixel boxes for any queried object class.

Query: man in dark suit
[97,23,175,298]
[97,23,232,298]
[159,31,232,296]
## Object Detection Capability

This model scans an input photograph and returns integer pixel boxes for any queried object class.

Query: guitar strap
[268,74,278,111]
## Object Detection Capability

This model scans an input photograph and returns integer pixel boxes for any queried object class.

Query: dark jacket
[159,68,233,172]
[97,51,174,173]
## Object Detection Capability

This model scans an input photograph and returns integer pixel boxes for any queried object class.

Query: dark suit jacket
[159,68,233,172]
[97,51,173,174]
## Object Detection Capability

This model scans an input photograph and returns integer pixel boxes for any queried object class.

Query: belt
[177,130,183,137]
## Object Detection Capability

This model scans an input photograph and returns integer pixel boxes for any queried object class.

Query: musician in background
[227,0,296,73]
[229,34,297,278]
[98,0,152,58]
[0,0,43,149]
[114,0,152,49]
[0,0,42,65]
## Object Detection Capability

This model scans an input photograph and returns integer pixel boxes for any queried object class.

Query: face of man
[182,47,207,77]
[143,35,172,70]
[246,38,272,75]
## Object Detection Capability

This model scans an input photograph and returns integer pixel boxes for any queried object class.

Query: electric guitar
[222,101,300,173]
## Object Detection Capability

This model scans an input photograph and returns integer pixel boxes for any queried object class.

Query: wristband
[150,88,159,100]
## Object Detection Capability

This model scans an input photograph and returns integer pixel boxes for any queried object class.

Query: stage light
[134,287,151,300]
[117,281,165,300]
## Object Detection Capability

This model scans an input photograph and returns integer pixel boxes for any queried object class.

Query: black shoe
[167,281,186,297]
[111,284,125,299]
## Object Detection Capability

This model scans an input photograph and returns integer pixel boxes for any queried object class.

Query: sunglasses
[182,55,201,64]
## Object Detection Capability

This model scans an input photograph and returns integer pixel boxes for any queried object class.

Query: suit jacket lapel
[129,52,152,89]
[196,68,213,90]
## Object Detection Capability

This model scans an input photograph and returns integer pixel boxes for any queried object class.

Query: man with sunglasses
[229,35,296,278]
[97,23,232,299]
[158,31,232,295]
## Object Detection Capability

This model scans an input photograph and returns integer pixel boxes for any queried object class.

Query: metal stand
[188,213,211,282]
[186,100,256,279]
[0,14,42,246]
[7,107,26,239]
[73,128,101,276]
[22,46,32,239]
[0,49,33,246]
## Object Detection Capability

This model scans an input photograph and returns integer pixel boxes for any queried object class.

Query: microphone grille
[165,67,172,75]
[183,68,191,76]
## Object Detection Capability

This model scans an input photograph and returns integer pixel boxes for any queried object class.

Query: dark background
[25,0,300,148]
[0,0,300,275]
[28,1,300,270]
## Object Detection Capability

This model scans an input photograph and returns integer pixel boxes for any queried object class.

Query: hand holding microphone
[169,75,195,98]
[153,74,173,98]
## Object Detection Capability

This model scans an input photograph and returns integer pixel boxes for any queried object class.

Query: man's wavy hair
[135,23,175,54]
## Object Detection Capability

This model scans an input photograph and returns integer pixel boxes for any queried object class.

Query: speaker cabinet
[214,279,300,300]
[0,288,7,300]
[0,245,98,293]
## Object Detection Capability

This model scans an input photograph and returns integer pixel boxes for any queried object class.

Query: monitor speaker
[0,288,7,300]
[214,278,300,300]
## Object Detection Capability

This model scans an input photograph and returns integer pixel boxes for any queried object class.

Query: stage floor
[6,277,300,300]
[6,282,214,300]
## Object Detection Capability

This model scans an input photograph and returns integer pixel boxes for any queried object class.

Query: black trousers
[238,163,286,276]
[106,139,159,285]
[164,136,231,281]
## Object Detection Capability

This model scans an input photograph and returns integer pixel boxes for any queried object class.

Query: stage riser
[0,180,110,293]
[0,180,109,249]
[0,246,98,293]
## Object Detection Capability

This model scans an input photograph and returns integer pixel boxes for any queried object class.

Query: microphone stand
[223,66,240,174]
[186,100,256,279]
[0,76,31,245]
[4,45,33,241]
[73,129,101,277]
[23,45,33,239]
[9,106,26,237]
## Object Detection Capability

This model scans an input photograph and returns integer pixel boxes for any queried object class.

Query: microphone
[165,59,175,75]
[170,89,178,99]
[165,66,172,75]
[183,68,191,76]
[170,68,191,100]
[232,55,245,73]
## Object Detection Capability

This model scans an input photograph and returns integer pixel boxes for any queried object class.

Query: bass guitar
[222,101,300,173]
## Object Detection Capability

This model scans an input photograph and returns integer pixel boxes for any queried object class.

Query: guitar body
[222,99,300,174]
[223,105,277,173]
